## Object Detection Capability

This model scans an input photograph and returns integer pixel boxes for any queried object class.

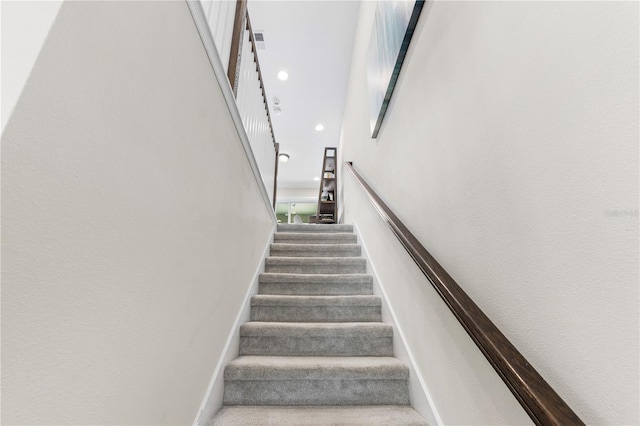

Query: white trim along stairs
[209,224,428,425]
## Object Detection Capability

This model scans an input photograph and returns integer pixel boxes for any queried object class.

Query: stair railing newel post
[272,142,279,210]
[343,161,584,426]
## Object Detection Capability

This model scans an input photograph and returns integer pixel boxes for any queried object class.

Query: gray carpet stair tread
[277,224,354,233]
[271,243,360,250]
[265,257,367,274]
[213,222,423,421]
[251,295,380,307]
[258,273,373,295]
[259,273,372,284]
[270,243,361,257]
[250,295,382,322]
[274,232,357,244]
[239,322,394,356]
[209,405,428,425]
[224,356,409,380]
[240,322,392,337]
[266,257,366,265]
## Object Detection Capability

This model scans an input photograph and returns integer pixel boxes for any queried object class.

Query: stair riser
[251,306,381,322]
[270,247,362,257]
[223,379,410,406]
[239,336,393,356]
[265,264,366,274]
[258,282,373,295]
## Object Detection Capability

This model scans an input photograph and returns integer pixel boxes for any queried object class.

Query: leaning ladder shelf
[316,147,337,224]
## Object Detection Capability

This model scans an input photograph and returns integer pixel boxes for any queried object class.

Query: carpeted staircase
[210,224,428,425]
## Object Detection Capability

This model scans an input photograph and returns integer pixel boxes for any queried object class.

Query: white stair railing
[194,0,278,208]
[198,0,236,74]
[235,15,276,205]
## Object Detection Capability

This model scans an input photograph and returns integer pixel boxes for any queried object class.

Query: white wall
[277,187,318,203]
[1,1,275,424]
[344,177,532,425]
[339,1,639,424]
[1,0,63,132]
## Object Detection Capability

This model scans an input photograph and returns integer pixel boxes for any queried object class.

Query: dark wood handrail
[227,0,246,96]
[344,161,584,426]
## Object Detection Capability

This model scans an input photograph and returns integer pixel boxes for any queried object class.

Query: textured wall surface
[340,1,639,424]
[1,1,274,424]
[345,175,533,425]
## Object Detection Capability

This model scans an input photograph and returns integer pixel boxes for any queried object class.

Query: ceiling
[247,0,361,190]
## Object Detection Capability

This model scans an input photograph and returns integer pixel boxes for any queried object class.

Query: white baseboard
[192,226,275,425]
[353,222,443,426]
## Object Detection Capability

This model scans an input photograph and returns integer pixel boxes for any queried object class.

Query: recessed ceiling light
[277,70,289,81]
[315,124,324,131]
[313,176,320,181]
[278,153,290,163]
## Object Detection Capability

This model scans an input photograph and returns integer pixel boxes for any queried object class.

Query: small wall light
[279,153,290,163]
